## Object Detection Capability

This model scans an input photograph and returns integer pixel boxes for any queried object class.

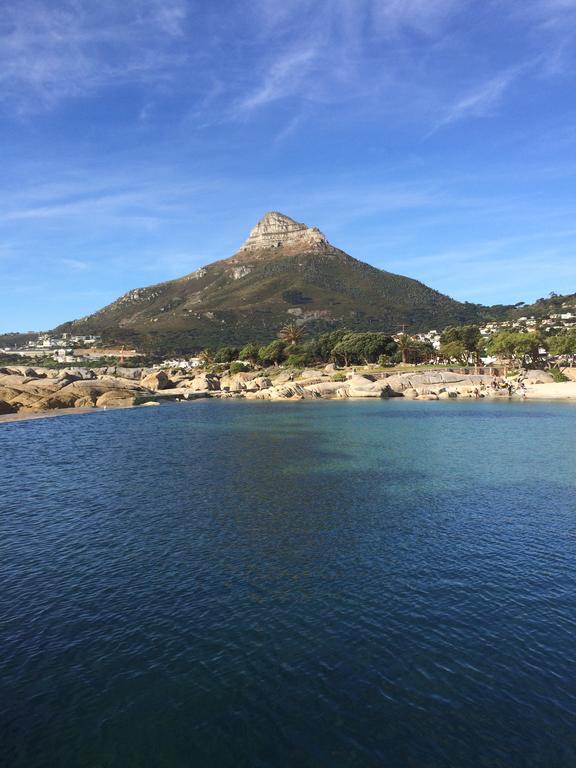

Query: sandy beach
[0,405,134,425]
[524,382,576,400]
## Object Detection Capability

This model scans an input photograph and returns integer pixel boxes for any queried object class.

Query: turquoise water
[1,399,576,767]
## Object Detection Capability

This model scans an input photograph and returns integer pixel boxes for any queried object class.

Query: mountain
[58,212,490,353]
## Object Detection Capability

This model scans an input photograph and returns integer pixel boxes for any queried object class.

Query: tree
[396,334,418,364]
[331,332,397,366]
[307,330,350,363]
[514,334,547,366]
[239,343,261,364]
[285,353,311,368]
[440,325,483,364]
[278,322,306,346]
[229,361,250,374]
[439,340,467,364]
[213,346,239,364]
[411,340,435,364]
[259,340,286,366]
[486,332,545,368]
[549,330,576,367]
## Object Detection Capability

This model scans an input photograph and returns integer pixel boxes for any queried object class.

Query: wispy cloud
[0,0,188,112]
[252,0,462,38]
[431,66,527,131]
[238,45,319,112]
[370,0,465,35]
[529,0,576,26]
[235,0,463,117]
[60,258,90,271]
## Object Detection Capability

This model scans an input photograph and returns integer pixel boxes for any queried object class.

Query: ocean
[1,399,575,767]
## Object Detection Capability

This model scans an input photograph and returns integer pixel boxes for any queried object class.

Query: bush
[331,372,347,382]
[229,362,249,374]
[214,346,239,364]
[239,343,260,363]
[285,354,310,368]
[258,340,286,366]
[550,367,569,383]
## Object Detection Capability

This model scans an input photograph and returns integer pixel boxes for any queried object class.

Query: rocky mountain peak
[238,211,330,254]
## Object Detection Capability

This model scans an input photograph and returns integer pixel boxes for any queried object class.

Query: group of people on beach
[470,377,528,399]
[485,376,527,398]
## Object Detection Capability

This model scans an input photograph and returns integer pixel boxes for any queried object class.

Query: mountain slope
[58,212,488,352]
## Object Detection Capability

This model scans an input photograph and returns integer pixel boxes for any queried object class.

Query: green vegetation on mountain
[505,292,576,320]
[55,212,489,353]
[33,214,574,355]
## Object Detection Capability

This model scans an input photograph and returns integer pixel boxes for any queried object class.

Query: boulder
[0,387,24,402]
[269,370,294,385]
[413,387,437,396]
[384,372,465,394]
[298,369,322,380]
[186,373,220,392]
[115,367,143,380]
[294,374,329,386]
[95,391,138,408]
[220,372,260,391]
[303,381,347,398]
[141,370,172,391]
[21,376,76,396]
[74,396,97,408]
[8,392,45,408]
[34,392,79,410]
[338,378,397,398]
[244,376,272,391]
[61,368,96,380]
[58,377,146,400]
[246,384,306,400]
[348,386,383,398]
[523,370,554,384]
[0,374,31,390]
[24,367,45,378]
[0,399,17,414]
[0,374,76,399]
[173,378,196,389]
[346,380,389,398]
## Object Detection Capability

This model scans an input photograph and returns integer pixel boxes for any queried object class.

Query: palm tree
[397,334,415,365]
[278,322,305,346]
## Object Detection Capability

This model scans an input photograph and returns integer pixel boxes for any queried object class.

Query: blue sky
[1,0,576,332]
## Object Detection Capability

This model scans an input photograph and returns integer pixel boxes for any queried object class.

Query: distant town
[1,305,575,370]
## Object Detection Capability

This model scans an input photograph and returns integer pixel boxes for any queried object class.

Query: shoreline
[0,404,137,425]
[3,382,576,425]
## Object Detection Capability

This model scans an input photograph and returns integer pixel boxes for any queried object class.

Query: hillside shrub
[258,340,286,366]
[285,354,310,368]
[229,362,249,374]
[550,367,569,383]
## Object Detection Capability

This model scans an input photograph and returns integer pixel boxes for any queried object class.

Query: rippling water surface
[1,399,576,767]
